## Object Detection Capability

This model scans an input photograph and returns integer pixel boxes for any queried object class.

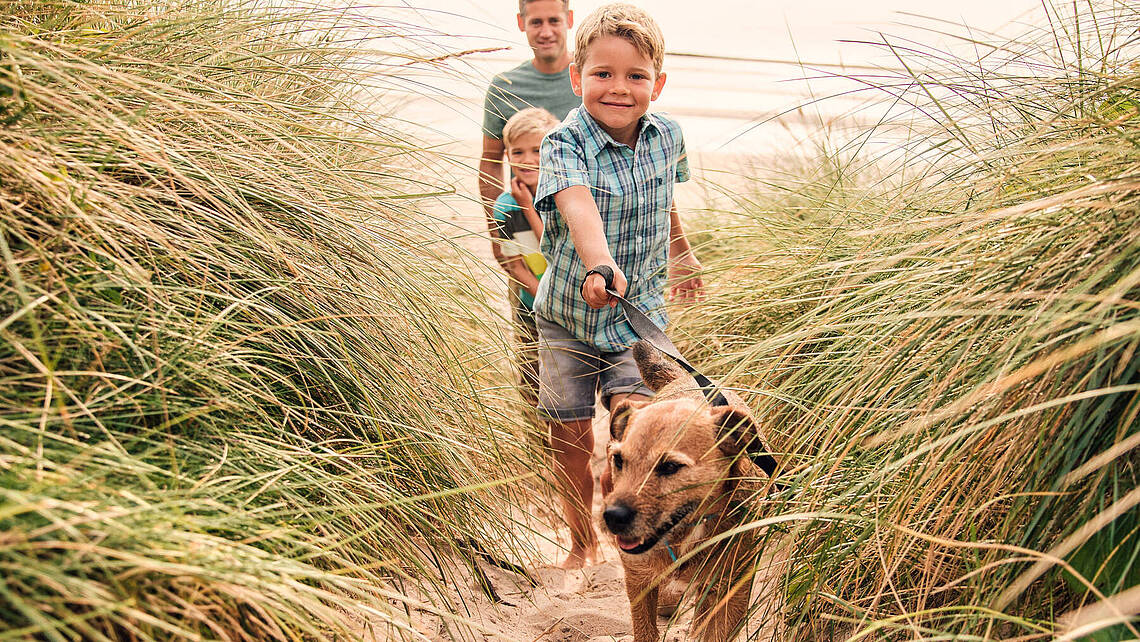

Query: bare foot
[558,544,598,569]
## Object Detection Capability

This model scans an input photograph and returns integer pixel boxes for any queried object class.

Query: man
[479,0,579,267]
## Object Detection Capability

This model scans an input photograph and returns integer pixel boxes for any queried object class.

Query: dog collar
[663,513,717,563]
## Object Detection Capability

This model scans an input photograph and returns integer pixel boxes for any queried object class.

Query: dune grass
[675,1,1139,639]
[1,1,539,639]
[6,0,1137,639]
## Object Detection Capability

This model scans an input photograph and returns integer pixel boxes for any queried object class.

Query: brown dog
[602,341,775,642]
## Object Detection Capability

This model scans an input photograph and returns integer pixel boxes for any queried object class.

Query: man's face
[517,0,573,65]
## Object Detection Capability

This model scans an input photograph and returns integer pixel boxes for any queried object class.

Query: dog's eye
[612,453,623,471]
[655,460,684,476]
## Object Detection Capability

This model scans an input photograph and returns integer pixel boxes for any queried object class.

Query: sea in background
[362,0,1043,161]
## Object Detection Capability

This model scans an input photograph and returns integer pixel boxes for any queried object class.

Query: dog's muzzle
[603,502,636,534]
[607,502,697,555]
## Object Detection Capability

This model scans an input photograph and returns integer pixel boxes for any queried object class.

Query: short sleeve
[492,192,513,225]
[482,80,509,140]
[492,193,523,257]
[534,127,590,215]
[674,126,690,183]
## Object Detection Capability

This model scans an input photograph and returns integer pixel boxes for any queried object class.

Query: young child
[493,107,561,411]
[532,3,704,569]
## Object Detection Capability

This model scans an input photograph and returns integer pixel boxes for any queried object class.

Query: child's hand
[668,253,704,303]
[582,263,626,309]
[510,176,535,211]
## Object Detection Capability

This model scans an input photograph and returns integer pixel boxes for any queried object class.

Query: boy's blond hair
[573,3,665,75]
[502,107,561,149]
[519,0,569,15]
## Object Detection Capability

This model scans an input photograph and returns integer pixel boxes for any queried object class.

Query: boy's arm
[510,176,543,239]
[502,256,541,297]
[553,185,626,309]
[667,203,704,302]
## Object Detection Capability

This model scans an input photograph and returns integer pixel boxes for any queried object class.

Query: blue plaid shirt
[533,107,690,352]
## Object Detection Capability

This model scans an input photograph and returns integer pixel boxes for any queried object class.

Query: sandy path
[398,406,786,642]
[400,408,699,642]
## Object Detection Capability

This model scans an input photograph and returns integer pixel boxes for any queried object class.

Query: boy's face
[569,35,666,145]
[507,131,544,189]
[517,1,573,65]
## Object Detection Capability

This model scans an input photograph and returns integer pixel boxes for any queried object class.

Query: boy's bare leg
[549,418,598,569]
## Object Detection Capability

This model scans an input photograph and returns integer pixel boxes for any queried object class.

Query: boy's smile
[570,35,666,148]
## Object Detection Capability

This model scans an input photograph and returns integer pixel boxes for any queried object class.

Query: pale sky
[414,0,1042,66]
[379,0,1052,153]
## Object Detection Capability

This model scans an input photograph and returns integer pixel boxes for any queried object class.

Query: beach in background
[368,0,1041,160]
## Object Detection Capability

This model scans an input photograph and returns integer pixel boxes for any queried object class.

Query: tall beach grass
[1,1,538,639]
[677,1,1139,639]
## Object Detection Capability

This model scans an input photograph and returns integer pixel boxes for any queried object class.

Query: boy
[479,0,578,272]
[493,107,561,411]
[532,3,704,569]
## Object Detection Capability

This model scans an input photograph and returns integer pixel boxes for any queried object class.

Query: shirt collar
[573,107,660,157]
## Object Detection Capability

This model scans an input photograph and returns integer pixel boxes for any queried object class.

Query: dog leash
[582,265,782,480]
[583,265,728,406]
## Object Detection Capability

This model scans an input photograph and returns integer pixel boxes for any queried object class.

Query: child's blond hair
[573,3,665,75]
[502,107,561,149]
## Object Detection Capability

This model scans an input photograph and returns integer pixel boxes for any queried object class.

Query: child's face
[507,131,544,189]
[570,35,666,145]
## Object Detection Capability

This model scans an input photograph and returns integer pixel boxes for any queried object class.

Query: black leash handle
[582,265,783,482]
[582,264,619,302]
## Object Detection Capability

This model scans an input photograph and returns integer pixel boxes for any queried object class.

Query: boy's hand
[510,176,535,211]
[668,253,704,303]
[582,263,627,309]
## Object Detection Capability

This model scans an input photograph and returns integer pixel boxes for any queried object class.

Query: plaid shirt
[533,107,690,352]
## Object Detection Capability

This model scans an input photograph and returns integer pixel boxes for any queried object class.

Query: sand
[397,409,680,642]
[387,405,785,642]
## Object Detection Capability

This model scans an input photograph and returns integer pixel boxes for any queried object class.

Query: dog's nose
[603,503,636,534]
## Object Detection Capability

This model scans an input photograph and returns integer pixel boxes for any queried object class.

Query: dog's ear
[632,341,689,391]
[610,399,647,441]
[711,405,763,456]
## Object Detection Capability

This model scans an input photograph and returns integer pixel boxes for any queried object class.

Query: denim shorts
[536,316,653,422]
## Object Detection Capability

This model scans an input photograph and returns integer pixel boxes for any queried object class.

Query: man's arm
[479,135,508,267]
[553,185,625,309]
[666,203,704,302]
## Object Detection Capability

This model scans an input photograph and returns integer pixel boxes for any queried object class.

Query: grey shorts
[536,316,653,422]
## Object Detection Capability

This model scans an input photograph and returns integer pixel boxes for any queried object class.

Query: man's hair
[573,3,664,75]
[503,108,561,148]
[518,0,569,15]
